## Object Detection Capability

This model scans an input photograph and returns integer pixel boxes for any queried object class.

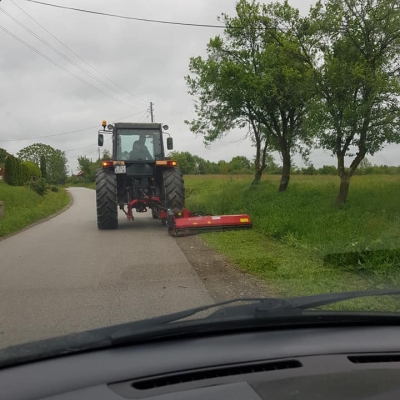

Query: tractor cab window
[116,129,162,161]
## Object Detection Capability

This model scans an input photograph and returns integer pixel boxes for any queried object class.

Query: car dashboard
[2,325,400,400]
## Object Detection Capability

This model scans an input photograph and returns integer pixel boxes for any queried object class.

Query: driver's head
[138,135,146,144]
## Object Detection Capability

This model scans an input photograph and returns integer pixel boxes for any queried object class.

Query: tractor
[96,120,252,236]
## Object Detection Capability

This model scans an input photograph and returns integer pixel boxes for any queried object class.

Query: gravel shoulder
[176,234,273,302]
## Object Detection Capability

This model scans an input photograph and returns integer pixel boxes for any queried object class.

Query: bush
[21,161,41,181]
[28,178,47,196]
[51,186,58,192]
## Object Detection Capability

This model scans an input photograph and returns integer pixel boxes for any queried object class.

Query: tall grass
[184,174,400,310]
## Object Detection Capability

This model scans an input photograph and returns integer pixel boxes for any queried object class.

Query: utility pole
[149,102,154,122]
[98,147,101,161]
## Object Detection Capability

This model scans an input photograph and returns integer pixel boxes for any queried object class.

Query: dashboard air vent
[132,360,302,390]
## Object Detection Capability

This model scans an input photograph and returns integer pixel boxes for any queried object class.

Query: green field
[184,174,400,311]
[0,181,70,238]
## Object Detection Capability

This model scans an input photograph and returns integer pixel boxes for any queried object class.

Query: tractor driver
[131,135,153,160]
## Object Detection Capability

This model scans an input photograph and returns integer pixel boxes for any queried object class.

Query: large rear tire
[95,168,118,230]
[161,167,185,214]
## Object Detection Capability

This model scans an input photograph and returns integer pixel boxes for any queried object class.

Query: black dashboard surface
[2,326,400,400]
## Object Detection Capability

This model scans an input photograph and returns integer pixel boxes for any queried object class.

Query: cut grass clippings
[0,181,70,238]
[184,174,400,312]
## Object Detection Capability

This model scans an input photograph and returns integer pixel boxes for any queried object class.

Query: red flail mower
[124,196,252,237]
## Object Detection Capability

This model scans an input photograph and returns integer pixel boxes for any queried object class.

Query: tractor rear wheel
[95,168,118,230]
[161,167,185,214]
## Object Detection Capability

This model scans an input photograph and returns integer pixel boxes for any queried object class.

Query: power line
[0,23,135,109]
[10,0,148,107]
[0,110,145,142]
[137,111,149,122]
[64,138,112,154]
[0,7,143,110]
[23,0,226,28]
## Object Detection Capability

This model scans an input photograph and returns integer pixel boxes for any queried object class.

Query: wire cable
[0,23,135,109]
[12,0,147,105]
[0,110,145,142]
[0,7,144,110]
[23,0,226,28]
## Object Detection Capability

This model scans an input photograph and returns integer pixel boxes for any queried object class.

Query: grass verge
[0,181,70,238]
[184,174,400,311]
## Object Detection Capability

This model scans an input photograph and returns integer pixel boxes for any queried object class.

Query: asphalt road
[0,187,214,349]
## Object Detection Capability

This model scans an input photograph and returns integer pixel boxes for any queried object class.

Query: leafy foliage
[185,0,314,188]
[0,148,10,165]
[21,161,41,181]
[27,178,47,196]
[4,155,21,186]
[18,143,67,184]
[296,0,400,203]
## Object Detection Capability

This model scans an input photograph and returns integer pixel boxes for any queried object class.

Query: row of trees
[1,143,68,187]
[185,0,400,203]
[170,151,400,175]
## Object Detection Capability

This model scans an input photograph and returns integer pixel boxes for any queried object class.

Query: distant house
[76,170,85,180]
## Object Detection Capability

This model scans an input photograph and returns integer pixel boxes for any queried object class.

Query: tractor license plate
[114,165,126,174]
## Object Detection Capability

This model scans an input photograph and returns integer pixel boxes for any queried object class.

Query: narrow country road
[0,188,214,349]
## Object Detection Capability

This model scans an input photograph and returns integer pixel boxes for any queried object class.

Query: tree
[4,155,22,186]
[298,0,400,203]
[101,149,112,160]
[18,143,67,184]
[185,0,314,189]
[229,156,251,174]
[40,155,47,180]
[168,151,197,174]
[77,156,98,182]
[0,148,10,165]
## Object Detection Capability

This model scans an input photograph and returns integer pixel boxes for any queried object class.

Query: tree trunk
[251,169,262,185]
[278,152,291,192]
[336,173,351,205]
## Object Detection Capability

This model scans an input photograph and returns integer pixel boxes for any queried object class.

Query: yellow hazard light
[240,218,249,223]
[102,120,107,128]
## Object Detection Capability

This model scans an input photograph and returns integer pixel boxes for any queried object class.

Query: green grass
[0,181,70,238]
[184,174,400,311]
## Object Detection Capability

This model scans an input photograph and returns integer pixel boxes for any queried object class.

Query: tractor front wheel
[161,167,185,214]
[95,168,118,230]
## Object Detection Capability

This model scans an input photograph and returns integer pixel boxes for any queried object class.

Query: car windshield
[0,0,400,358]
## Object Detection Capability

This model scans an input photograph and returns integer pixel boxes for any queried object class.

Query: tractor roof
[114,122,162,130]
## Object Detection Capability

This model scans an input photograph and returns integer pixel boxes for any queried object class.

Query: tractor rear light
[102,161,113,167]
[156,160,178,167]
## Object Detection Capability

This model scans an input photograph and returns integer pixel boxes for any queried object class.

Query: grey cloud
[0,0,398,173]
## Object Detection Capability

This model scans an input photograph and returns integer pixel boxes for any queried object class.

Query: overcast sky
[0,0,399,173]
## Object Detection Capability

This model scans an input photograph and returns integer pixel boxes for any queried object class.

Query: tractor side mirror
[167,137,173,150]
[98,133,104,147]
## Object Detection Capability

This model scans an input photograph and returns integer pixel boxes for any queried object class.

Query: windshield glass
[0,0,400,359]
[116,129,162,161]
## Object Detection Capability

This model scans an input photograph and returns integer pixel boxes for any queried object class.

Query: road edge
[0,189,74,242]
[175,234,273,302]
